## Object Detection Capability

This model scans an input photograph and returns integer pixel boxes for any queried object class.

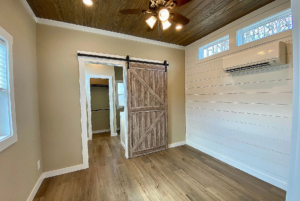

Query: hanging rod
[92,109,110,112]
[91,84,109,88]
[77,53,169,67]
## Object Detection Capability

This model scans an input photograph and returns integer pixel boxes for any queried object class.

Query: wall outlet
[37,160,40,170]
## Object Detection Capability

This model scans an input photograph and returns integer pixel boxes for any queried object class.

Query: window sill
[0,134,17,152]
[0,135,9,142]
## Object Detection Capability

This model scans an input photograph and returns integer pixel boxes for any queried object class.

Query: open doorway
[85,63,126,138]
[84,62,127,160]
[86,66,125,142]
[86,72,115,139]
[90,78,111,135]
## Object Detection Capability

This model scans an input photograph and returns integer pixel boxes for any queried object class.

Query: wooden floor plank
[34,132,286,201]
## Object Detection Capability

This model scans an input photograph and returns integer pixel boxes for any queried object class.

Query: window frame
[198,35,229,60]
[237,8,292,46]
[0,26,17,152]
[115,80,125,109]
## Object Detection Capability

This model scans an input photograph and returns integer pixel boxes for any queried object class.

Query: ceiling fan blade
[168,0,193,7]
[119,9,145,14]
[170,13,190,25]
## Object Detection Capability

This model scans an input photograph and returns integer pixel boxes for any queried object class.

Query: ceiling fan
[119,0,192,38]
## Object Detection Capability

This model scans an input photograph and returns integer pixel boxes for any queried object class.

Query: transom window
[237,9,292,46]
[198,35,229,60]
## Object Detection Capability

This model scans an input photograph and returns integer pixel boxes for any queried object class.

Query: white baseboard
[92,129,110,134]
[186,140,287,190]
[111,133,118,137]
[121,141,126,149]
[168,141,186,148]
[26,174,45,201]
[27,163,88,201]
[43,164,88,178]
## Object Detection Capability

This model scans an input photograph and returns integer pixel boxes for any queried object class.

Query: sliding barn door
[127,62,168,158]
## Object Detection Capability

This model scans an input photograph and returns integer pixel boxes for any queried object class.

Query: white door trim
[86,74,115,139]
[78,51,129,159]
[287,0,300,200]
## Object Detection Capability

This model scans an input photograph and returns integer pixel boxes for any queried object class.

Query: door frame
[78,51,164,165]
[78,51,129,163]
[86,74,115,140]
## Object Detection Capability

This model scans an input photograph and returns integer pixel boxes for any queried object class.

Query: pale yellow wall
[0,0,42,200]
[37,24,185,171]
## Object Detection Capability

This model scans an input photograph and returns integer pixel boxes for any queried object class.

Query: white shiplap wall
[185,0,292,190]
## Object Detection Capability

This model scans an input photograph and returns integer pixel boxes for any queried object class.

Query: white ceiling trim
[36,18,185,50]
[20,0,37,22]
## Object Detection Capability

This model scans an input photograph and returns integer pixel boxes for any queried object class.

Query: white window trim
[0,26,17,152]
[198,35,229,60]
[115,80,124,109]
[237,8,292,46]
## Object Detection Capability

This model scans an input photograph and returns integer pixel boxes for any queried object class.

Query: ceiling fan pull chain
[158,21,162,41]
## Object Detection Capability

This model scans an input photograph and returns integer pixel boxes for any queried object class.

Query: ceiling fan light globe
[176,25,183,30]
[146,16,157,29]
[159,9,170,22]
[83,0,93,6]
[162,20,171,30]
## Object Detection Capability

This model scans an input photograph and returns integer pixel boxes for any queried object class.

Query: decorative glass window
[0,27,17,152]
[198,35,229,60]
[237,9,292,46]
[116,81,125,108]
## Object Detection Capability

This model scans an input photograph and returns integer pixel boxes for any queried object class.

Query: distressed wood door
[127,62,168,158]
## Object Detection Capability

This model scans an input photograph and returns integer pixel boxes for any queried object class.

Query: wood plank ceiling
[27,0,275,46]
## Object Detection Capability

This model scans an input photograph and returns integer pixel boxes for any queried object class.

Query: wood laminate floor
[34,133,286,201]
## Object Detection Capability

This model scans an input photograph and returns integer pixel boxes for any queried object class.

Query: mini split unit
[223,41,287,73]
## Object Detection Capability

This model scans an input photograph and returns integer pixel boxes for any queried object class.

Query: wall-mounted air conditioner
[223,41,287,73]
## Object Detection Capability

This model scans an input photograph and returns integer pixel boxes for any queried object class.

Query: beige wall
[37,25,186,171]
[185,0,291,189]
[0,0,42,200]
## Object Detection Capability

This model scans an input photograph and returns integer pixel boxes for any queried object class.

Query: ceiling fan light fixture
[146,16,157,29]
[176,25,183,30]
[83,0,93,6]
[162,20,171,30]
[159,9,170,22]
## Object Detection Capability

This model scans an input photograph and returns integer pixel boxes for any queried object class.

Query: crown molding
[20,0,37,22]
[36,18,186,50]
